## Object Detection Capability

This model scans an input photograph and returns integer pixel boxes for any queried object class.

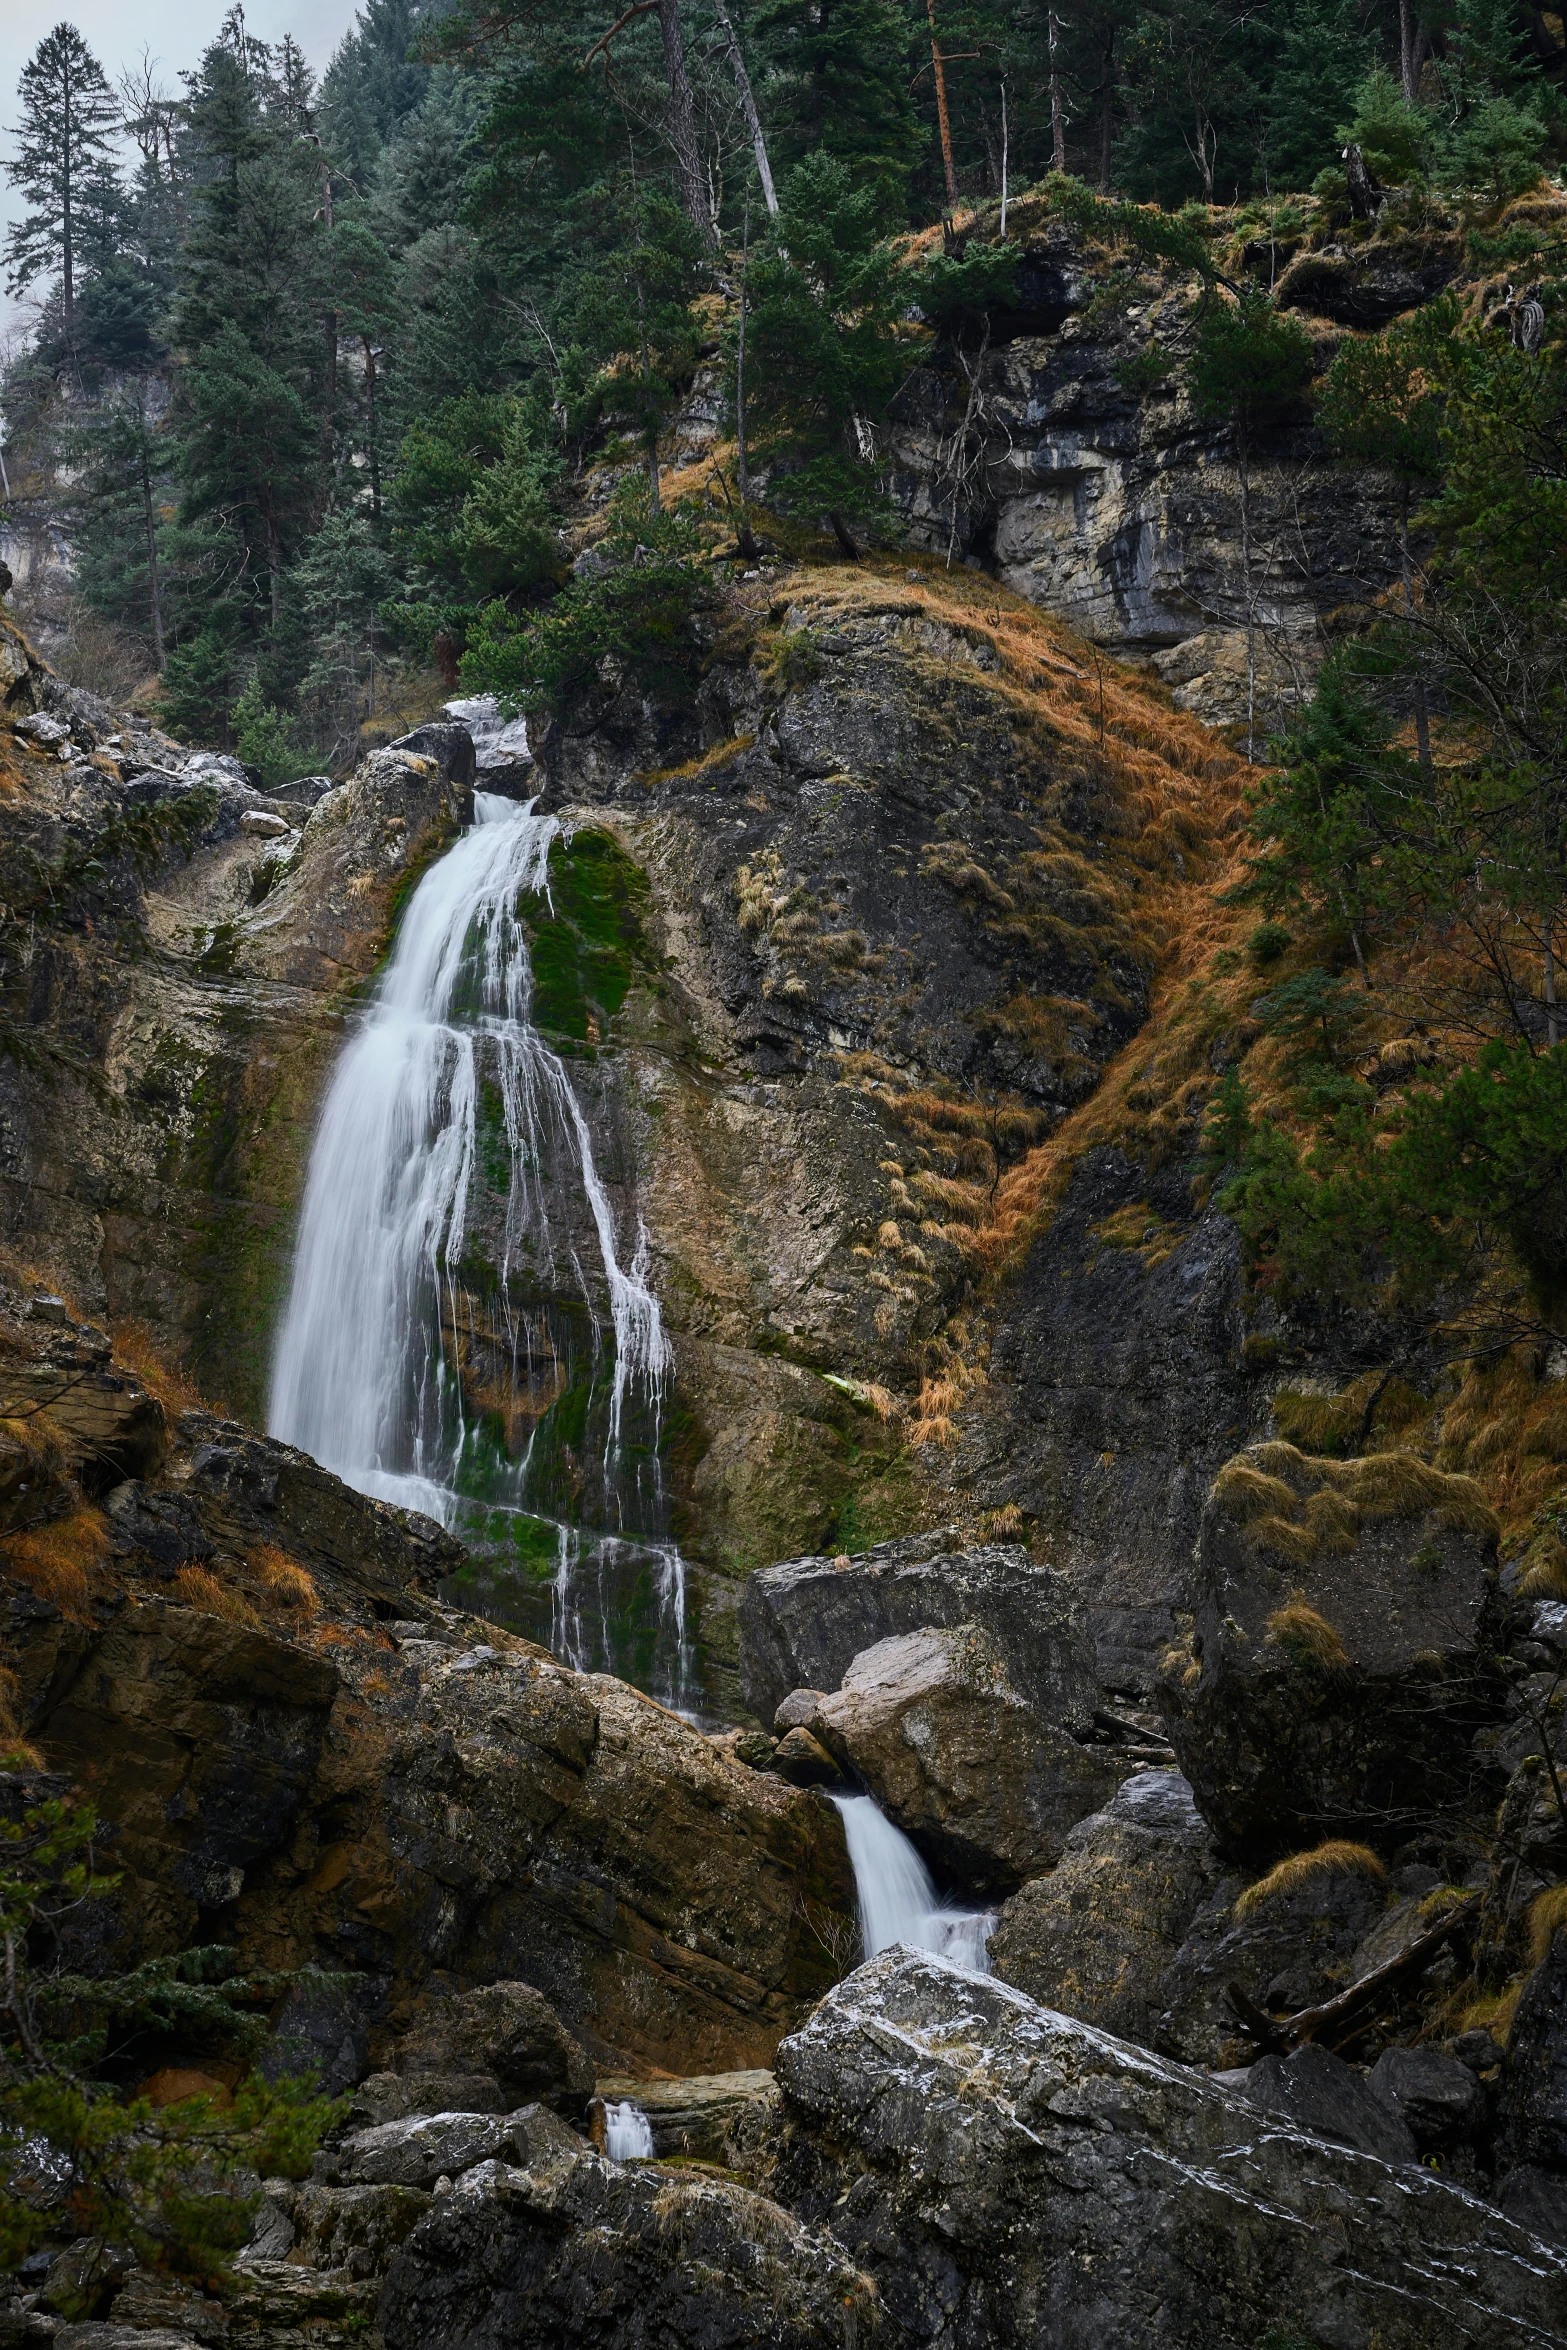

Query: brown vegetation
[1234,1839,1387,1919]
[1,1506,111,1622]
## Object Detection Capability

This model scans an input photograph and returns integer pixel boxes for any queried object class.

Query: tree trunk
[1399,0,1418,102]
[1239,427,1255,759]
[140,453,165,671]
[926,0,959,212]
[1000,81,1010,234]
[713,0,777,215]
[634,266,661,513]
[363,338,381,518]
[829,509,860,559]
[656,0,717,249]
[1398,481,1431,772]
[61,73,75,337]
[1546,917,1559,1050]
[1050,11,1067,174]
[734,204,759,559]
[1099,44,1115,193]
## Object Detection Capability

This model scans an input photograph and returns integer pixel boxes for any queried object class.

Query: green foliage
[1442,95,1551,204]
[1252,967,1368,1060]
[1048,179,1221,284]
[911,243,1019,341]
[753,0,921,225]
[744,151,907,544]
[1247,920,1291,967]
[460,483,718,717]
[0,1783,345,2283]
[1317,304,1452,482]
[158,629,237,747]
[1188,288,1314,444]
[1339,66,1432,187]
[231,675,311,791]
[1397,1042,1567,1313]
[1262,0,1375,191]
[1115,343,1174,397]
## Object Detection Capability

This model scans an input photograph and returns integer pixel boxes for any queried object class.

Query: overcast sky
[1,0,364,349]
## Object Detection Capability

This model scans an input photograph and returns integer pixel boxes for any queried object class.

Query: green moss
[525,829,656,1048]
[449,1504,561,1580]
[828,1454,928,1554]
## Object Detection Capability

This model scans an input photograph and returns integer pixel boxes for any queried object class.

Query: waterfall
[269,791,693,1707]
[602,2100,655,2161]
[830,1793,994,1971]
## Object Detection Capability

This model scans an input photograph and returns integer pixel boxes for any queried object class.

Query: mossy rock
[526,828,657,1048]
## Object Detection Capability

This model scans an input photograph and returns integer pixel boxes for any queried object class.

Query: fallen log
[1227,1894,1478,2055]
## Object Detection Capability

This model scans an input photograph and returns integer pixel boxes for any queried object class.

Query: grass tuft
[1,1506,110,1623]
[1234,1839,1387,1918]
[1265,1594,1351,1671]
[174,1563,262,1628]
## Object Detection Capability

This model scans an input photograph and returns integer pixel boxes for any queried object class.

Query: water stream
[830,1793,995,1970]
[269,791,696,1709]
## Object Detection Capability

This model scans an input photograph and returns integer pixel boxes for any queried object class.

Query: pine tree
[64,383,173,667]
[753,0,923,223]
[743,149,905,553]
[2,24,124,337]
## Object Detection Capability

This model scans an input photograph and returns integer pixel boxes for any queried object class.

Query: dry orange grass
[1529,1884,1567,1965]
[250,1544,320,1619]
[173,1563,261,1628]
[0,1662,43,1767]
[109,1320,204,1419]
[1,1506,111,1622]
[1234,1839,1387,1919]
[1265,1596,1352,1672]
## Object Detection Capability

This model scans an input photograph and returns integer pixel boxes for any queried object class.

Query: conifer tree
[2,23,124,336]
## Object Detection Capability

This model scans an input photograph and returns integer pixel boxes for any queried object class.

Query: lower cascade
[601,2101,655,2161]
[831,1793,994,1970]
[268,790,695,1709]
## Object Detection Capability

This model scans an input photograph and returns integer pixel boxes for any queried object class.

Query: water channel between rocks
[268,783,993,1969]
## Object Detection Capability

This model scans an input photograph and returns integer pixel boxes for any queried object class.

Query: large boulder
[989,1769,1219,2041]
[1241,2040,1417,2163]
[806,1624,1122,1893]
[11,1597,339,1955]
[759,1948,1567,2349]
[739,1529,1099,1733]
[228,1636,857,2077]
[1159,1442,1506,1858]
[381,1980,595,2116]
[379,2150,877,2350]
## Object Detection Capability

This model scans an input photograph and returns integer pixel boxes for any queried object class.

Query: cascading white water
[269,791,693,1705]
[831,1793,994,1970]
[602,2100,655,2160]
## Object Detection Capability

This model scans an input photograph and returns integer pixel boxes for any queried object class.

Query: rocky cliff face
[889,211,1449,731]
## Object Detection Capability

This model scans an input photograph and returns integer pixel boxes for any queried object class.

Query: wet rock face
[761,1949,1567,2350]
[379,2149,877,2350]
[989,1769,1220,2042]
[804,1623,1122,1893]
[973,1149,1263,1693]
[739,1529,1100,1733]
[1499,1927,1567,2178]
[15,1598,339,1955]
[1160,1439,1507,1859]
